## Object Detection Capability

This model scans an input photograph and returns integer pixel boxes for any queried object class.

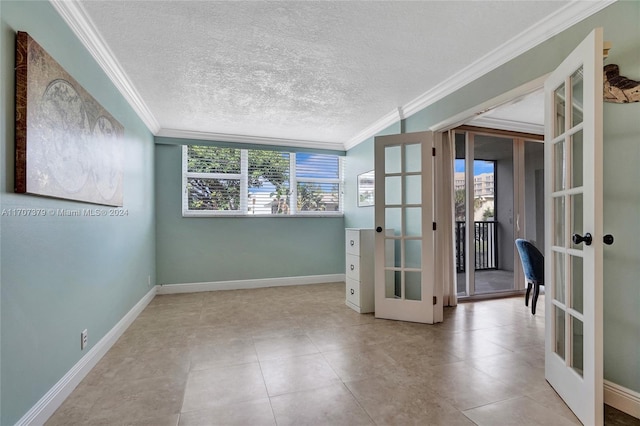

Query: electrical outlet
[148,275,151,287]
[81,329,88,350]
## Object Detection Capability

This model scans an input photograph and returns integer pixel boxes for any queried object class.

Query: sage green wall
[344,123,400,229]
[344,1,640,394]
[155,143,345,285]
[597,2,640,391]
[0,2,156,424]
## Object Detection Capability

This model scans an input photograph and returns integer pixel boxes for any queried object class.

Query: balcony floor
[457,269,515,295]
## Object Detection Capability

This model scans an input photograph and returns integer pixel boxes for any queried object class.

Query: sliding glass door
[454,129,543,298]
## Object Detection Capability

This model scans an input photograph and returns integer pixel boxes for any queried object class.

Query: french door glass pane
[554,140,565,191]
[405,207,421,237]
[405,271,422,301]
[572,316,584,377]
[554,251,565,303]
[571,256,584,314]
[385,146,401,174]
[554,197,565,246]
[555,305,566,359]
[571,193,584,251]
[405,239,422,269]
[571,67,584,127]
[405,175,421,204]
[386,271,401,298]
[385,208,401,238]
[405,144,421,173]
[385,176,401,205]
[571,130,584,188]
[387,239,401,268]
[554,83,566,137]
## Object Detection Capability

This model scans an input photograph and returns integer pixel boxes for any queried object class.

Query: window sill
[182,212,344,218]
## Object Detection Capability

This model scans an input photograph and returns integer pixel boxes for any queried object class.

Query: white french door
[544,28,604,425]
[374,131,441,324]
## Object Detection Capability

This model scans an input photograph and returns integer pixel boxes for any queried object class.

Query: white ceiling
[54,1,612,150]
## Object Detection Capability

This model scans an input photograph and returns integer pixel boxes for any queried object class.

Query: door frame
[429,77,548,300]
[450,126,544,299]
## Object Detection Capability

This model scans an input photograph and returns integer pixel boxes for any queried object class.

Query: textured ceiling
[75,1,575,148]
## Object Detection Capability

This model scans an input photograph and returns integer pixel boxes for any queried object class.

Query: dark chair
[515,239,544,315]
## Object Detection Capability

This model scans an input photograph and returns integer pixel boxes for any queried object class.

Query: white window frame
[182,146,344,217]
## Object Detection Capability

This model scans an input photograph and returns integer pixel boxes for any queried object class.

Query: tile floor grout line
[45,286,635,425]
[254,345,279,426]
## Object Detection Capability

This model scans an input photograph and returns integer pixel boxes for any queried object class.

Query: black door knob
[572,233,593,246]
[603,234,614,245]
[376,226,383,233]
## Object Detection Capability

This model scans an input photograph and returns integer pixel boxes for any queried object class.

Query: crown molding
[466,116,544,135]
[51,0,615,150]
[49,0,161,133]
[346,0,616,150]
[157,128,346,152]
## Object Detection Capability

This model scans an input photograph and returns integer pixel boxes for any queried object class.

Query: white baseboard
[157,274,346,294]
[16,286,157,426]
[605,380,640,419]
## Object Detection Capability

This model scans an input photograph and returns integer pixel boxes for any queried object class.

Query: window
[183,145,343,216]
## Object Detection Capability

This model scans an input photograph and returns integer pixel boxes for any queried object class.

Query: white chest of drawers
[345,228,375,313]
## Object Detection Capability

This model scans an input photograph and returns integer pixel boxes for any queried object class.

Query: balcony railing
[455,221,498,273]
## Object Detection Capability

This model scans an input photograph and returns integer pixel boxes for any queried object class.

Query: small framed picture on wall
[357,170,374,207]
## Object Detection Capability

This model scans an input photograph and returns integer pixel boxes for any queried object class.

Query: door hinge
[433,296,437,305]
[432,147,436,156]
[432,222,437,231]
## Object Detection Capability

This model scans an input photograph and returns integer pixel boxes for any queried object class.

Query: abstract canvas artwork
[15,31,124,206]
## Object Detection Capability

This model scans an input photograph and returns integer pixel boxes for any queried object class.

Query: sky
[455,159,494,175]
[250,152,338,194]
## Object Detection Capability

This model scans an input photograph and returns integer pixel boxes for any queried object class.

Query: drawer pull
[350,264,355,271]
[350,240,355,246]
[350,289,355,295]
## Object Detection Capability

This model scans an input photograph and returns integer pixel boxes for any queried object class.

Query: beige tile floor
[46,282,638,426]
